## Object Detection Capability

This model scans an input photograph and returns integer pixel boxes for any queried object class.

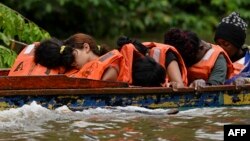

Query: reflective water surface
[0,102,249,141]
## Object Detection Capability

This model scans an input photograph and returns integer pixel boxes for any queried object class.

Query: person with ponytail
[164,28,234,89]
[35,33,123,81]
[132,56,166,87]
[117,36,166,87]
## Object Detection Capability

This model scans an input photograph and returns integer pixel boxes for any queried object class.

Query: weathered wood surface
[1,69,250,111]
[0,86,249,111]
[0,75,128,90]
[0,68,9,76]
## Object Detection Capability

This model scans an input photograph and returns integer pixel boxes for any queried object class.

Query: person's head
[63,33,109,69]
[63,33,108,56]
[34,38,75,70]
[132,56,166,87]
[214,12,248,59]
[164,28,201,67]
[35,33,109,70]
[116,36,148,55]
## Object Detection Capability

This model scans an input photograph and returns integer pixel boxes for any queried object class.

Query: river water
[0,102,249,141]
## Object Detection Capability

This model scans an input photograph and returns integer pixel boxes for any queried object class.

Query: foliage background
[1,0,250,67]
[0,3,50,67]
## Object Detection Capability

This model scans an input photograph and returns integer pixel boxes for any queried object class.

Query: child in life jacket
[116,36,166,87]
[117,36,186,88]
[34,33,122,81]
[164,28,234,89]
[8,42,61,76]
[132,55,166,87]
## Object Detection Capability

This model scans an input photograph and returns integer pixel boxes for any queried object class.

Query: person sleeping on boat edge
[117,36,170,87]
[35,34,165,87]
[144,40,188,88]
[34,33,122,81]
[214,12,249,76]
[132,55,166,87]
[116,36,187,88]
[8,33,165,87]
[8,42,62,76]
[164,28,234,89]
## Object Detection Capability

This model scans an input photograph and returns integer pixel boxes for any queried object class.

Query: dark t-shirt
[207,54,227,85]
[165,51,178,68]
[165,51,227,85]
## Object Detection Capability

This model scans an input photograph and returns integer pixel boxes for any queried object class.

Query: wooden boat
[1,68,250,112]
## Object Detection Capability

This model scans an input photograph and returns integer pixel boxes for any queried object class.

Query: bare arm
[166,60,184,88]
[101,66,119,81]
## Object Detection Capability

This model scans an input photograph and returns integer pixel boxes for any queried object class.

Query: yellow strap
[60,46,66,54]
[97,45,101,51]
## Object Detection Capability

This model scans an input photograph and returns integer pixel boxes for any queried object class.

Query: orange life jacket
[117,43,143,84]
[117,42,188,86]
[8,44,60,76]
[70,49,123,80]
[233,58,246,75]
[187,44,234,84]
[143,42,188,86]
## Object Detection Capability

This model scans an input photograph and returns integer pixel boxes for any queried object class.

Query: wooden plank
[0,75,128,90]
[1,89,250,111]
[2,68,250,97]
[1,85,250,110]
[0,68,10,76]
[0,87,174,96]
[0,85,244,96]
[197,85,237,92]
[10,39,27,54]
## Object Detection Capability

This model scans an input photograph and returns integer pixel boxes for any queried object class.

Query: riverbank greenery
[1,0,250,67]
[0,3,50,67]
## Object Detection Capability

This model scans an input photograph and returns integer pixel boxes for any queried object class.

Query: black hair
[132,56,166,87]
[164,28,201,67]
[34,38,75,70]
[116,36,148,55]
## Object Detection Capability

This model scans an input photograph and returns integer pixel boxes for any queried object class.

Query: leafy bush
[1,0,250,68]
[2,0,250,41]
[0,45,16,68]
[0,3,50,68]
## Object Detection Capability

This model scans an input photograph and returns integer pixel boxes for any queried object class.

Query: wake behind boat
[0,69,250,111]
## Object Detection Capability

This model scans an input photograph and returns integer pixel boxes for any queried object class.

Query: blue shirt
[225,50,250,84]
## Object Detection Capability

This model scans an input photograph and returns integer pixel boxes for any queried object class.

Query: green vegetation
[2,0,250,39]
[0,45,16,67]
[0,0,250,68]
[0,3,50,67]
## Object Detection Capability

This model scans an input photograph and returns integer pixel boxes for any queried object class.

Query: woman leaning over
[116,36,187,88]
[164,28,234,89]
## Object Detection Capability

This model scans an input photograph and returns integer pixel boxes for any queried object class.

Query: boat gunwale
[0,69,249,96]
[0,84,247,96]
[0,75,128,90]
